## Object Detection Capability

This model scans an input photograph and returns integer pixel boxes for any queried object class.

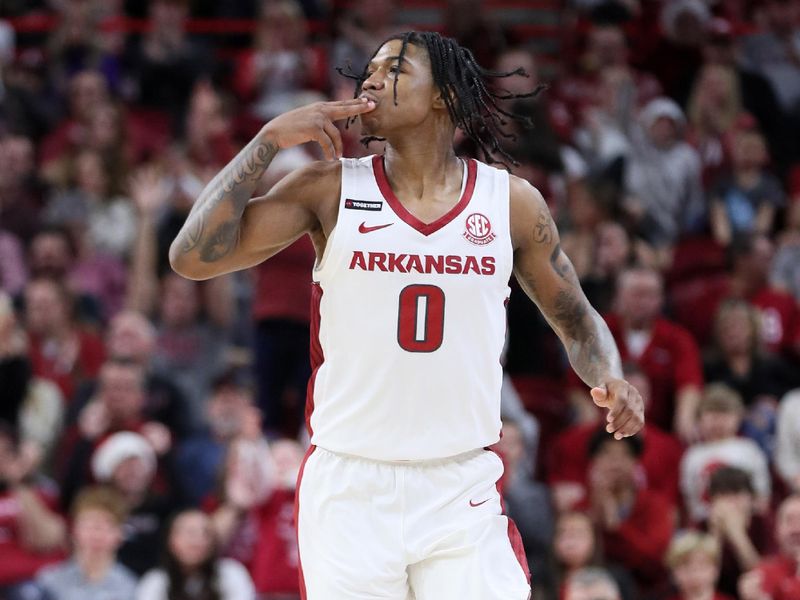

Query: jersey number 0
[397,284,445,352]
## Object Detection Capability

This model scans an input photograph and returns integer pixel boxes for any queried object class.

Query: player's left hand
[591,378,644,440]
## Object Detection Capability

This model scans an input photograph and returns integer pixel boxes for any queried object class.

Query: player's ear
[432,85,455,111]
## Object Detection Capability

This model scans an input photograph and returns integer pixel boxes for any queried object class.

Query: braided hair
[337,31,545,167]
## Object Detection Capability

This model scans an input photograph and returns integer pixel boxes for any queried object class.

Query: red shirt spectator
[252,236,316,325]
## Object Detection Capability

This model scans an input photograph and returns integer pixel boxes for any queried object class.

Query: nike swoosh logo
[469,498,491,507]
[358,222,394,234]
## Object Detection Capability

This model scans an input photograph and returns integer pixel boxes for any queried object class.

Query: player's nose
[362,73,385,92]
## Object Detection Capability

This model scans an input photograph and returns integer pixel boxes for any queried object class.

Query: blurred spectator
[571,266,703,441]
[0,423,66,594]
[40,70,111,167]
[776,390,800,493]
[704,299,796,454]
[680,384,771,524]
[770,196,800,302]
[24,277,106,402]
[0,134,47,244]
[740,0,800,124]
[703,467,772,598]
[175,368,259,505]
[684,64,741,186]
[36,486,137,600]
[539,511,635,600]
[123,0,211,131]
[90,430,181,576]
[662,531,732,600]
[443,0,507,67]
[738,494,800,600]
[0,291,64,465]
[579,221,656,315]
[56,358,172,507]
[151,273,232,420]
[624,97,705,253]
[564,566,623,600]
[709,121,784,246]
[26,225,125,325]
[580,430,675,589]
[45,147,137,260]
[551,365,683,512]
[494,418,553,575]
[332,0,400,80]
[234,0,327,122]
[136,509,255,600]
[212,437,303,598]
[727,234,800,360]
[0,228,27,295]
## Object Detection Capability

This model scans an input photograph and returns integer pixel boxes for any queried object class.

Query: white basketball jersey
[307,155,513,460]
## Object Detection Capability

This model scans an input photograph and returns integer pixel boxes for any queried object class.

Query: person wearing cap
[90,430,182,577]
[624,96,705,254]
[680,384,771,524]
[663,531,733,600]
[577,429,676,590]
[36,486,137,600]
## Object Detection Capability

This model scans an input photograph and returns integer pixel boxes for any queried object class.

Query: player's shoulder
[508,173,547,224]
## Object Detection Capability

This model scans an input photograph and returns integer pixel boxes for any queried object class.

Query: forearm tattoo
[176,138,278,262]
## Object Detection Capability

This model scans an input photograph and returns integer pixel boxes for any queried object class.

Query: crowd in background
[2,0,800,599]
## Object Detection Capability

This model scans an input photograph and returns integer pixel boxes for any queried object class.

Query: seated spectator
[36,486,137,600]
[580,430,675,590]
[151,273,231,419]
[0,135,47,244]
[564,567,623,600]
[540,511,635,600]
[550,364,683,511]
[739,495,800,600]
[570,266,703,441]
[776,389,800,493]
[91,431,182,576]
[704,298,797,454]
[0,423,66,595]
[68,310,193,440]
[662,531,733,600]
[56,358,171,507]
[211,437,304,598]
[703,467,773,597]
[727,234,800,360]
[624,97,705,253]
[709,121,784,246]
[24,277,105,402]
[0,228,26,295]
[680,385,771,524]
[175,368,259,505]
[770,196,800,303]
[234,0,327,122]
[494,418,553,575]
[0,291,64,466]
[136,509,255,600]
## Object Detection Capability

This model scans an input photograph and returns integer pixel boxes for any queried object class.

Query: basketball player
[170,32,644,600]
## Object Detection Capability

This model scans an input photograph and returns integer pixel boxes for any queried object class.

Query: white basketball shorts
[296,446,531,600]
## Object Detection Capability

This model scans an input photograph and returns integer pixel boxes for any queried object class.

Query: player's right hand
[262,98,376,161]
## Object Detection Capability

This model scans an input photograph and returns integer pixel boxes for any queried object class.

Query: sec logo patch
[463,213,496,246]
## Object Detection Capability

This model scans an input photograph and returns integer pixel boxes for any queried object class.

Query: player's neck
[382,137,461,202]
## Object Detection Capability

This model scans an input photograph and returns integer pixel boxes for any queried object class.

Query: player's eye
[389,65,401,74]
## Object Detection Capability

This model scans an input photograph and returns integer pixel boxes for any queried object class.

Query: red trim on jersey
[487,449,531,585]
[372,154,478,236]
[305,283,324,436]
[294,444,317,600]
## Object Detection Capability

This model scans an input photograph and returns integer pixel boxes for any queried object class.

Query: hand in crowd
[78,401,111,441]
[129,166,172,217]
[140,421,172,456]
[739,570,770,600]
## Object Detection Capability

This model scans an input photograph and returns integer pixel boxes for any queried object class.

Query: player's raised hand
[591,378,644,440]
[262,98,376,161]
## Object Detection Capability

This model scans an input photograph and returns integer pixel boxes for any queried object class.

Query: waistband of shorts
[315,446,488,467]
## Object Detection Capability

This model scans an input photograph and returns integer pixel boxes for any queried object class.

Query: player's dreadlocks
[336,31,545,168]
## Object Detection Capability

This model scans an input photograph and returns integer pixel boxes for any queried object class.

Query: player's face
[359,40,440,137]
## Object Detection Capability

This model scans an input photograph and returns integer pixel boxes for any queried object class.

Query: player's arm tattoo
[519,206,622,387]
[174,135,279,263]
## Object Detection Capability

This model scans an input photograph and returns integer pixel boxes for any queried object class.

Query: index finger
[605,383,630,422]
[322,99,376,120]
